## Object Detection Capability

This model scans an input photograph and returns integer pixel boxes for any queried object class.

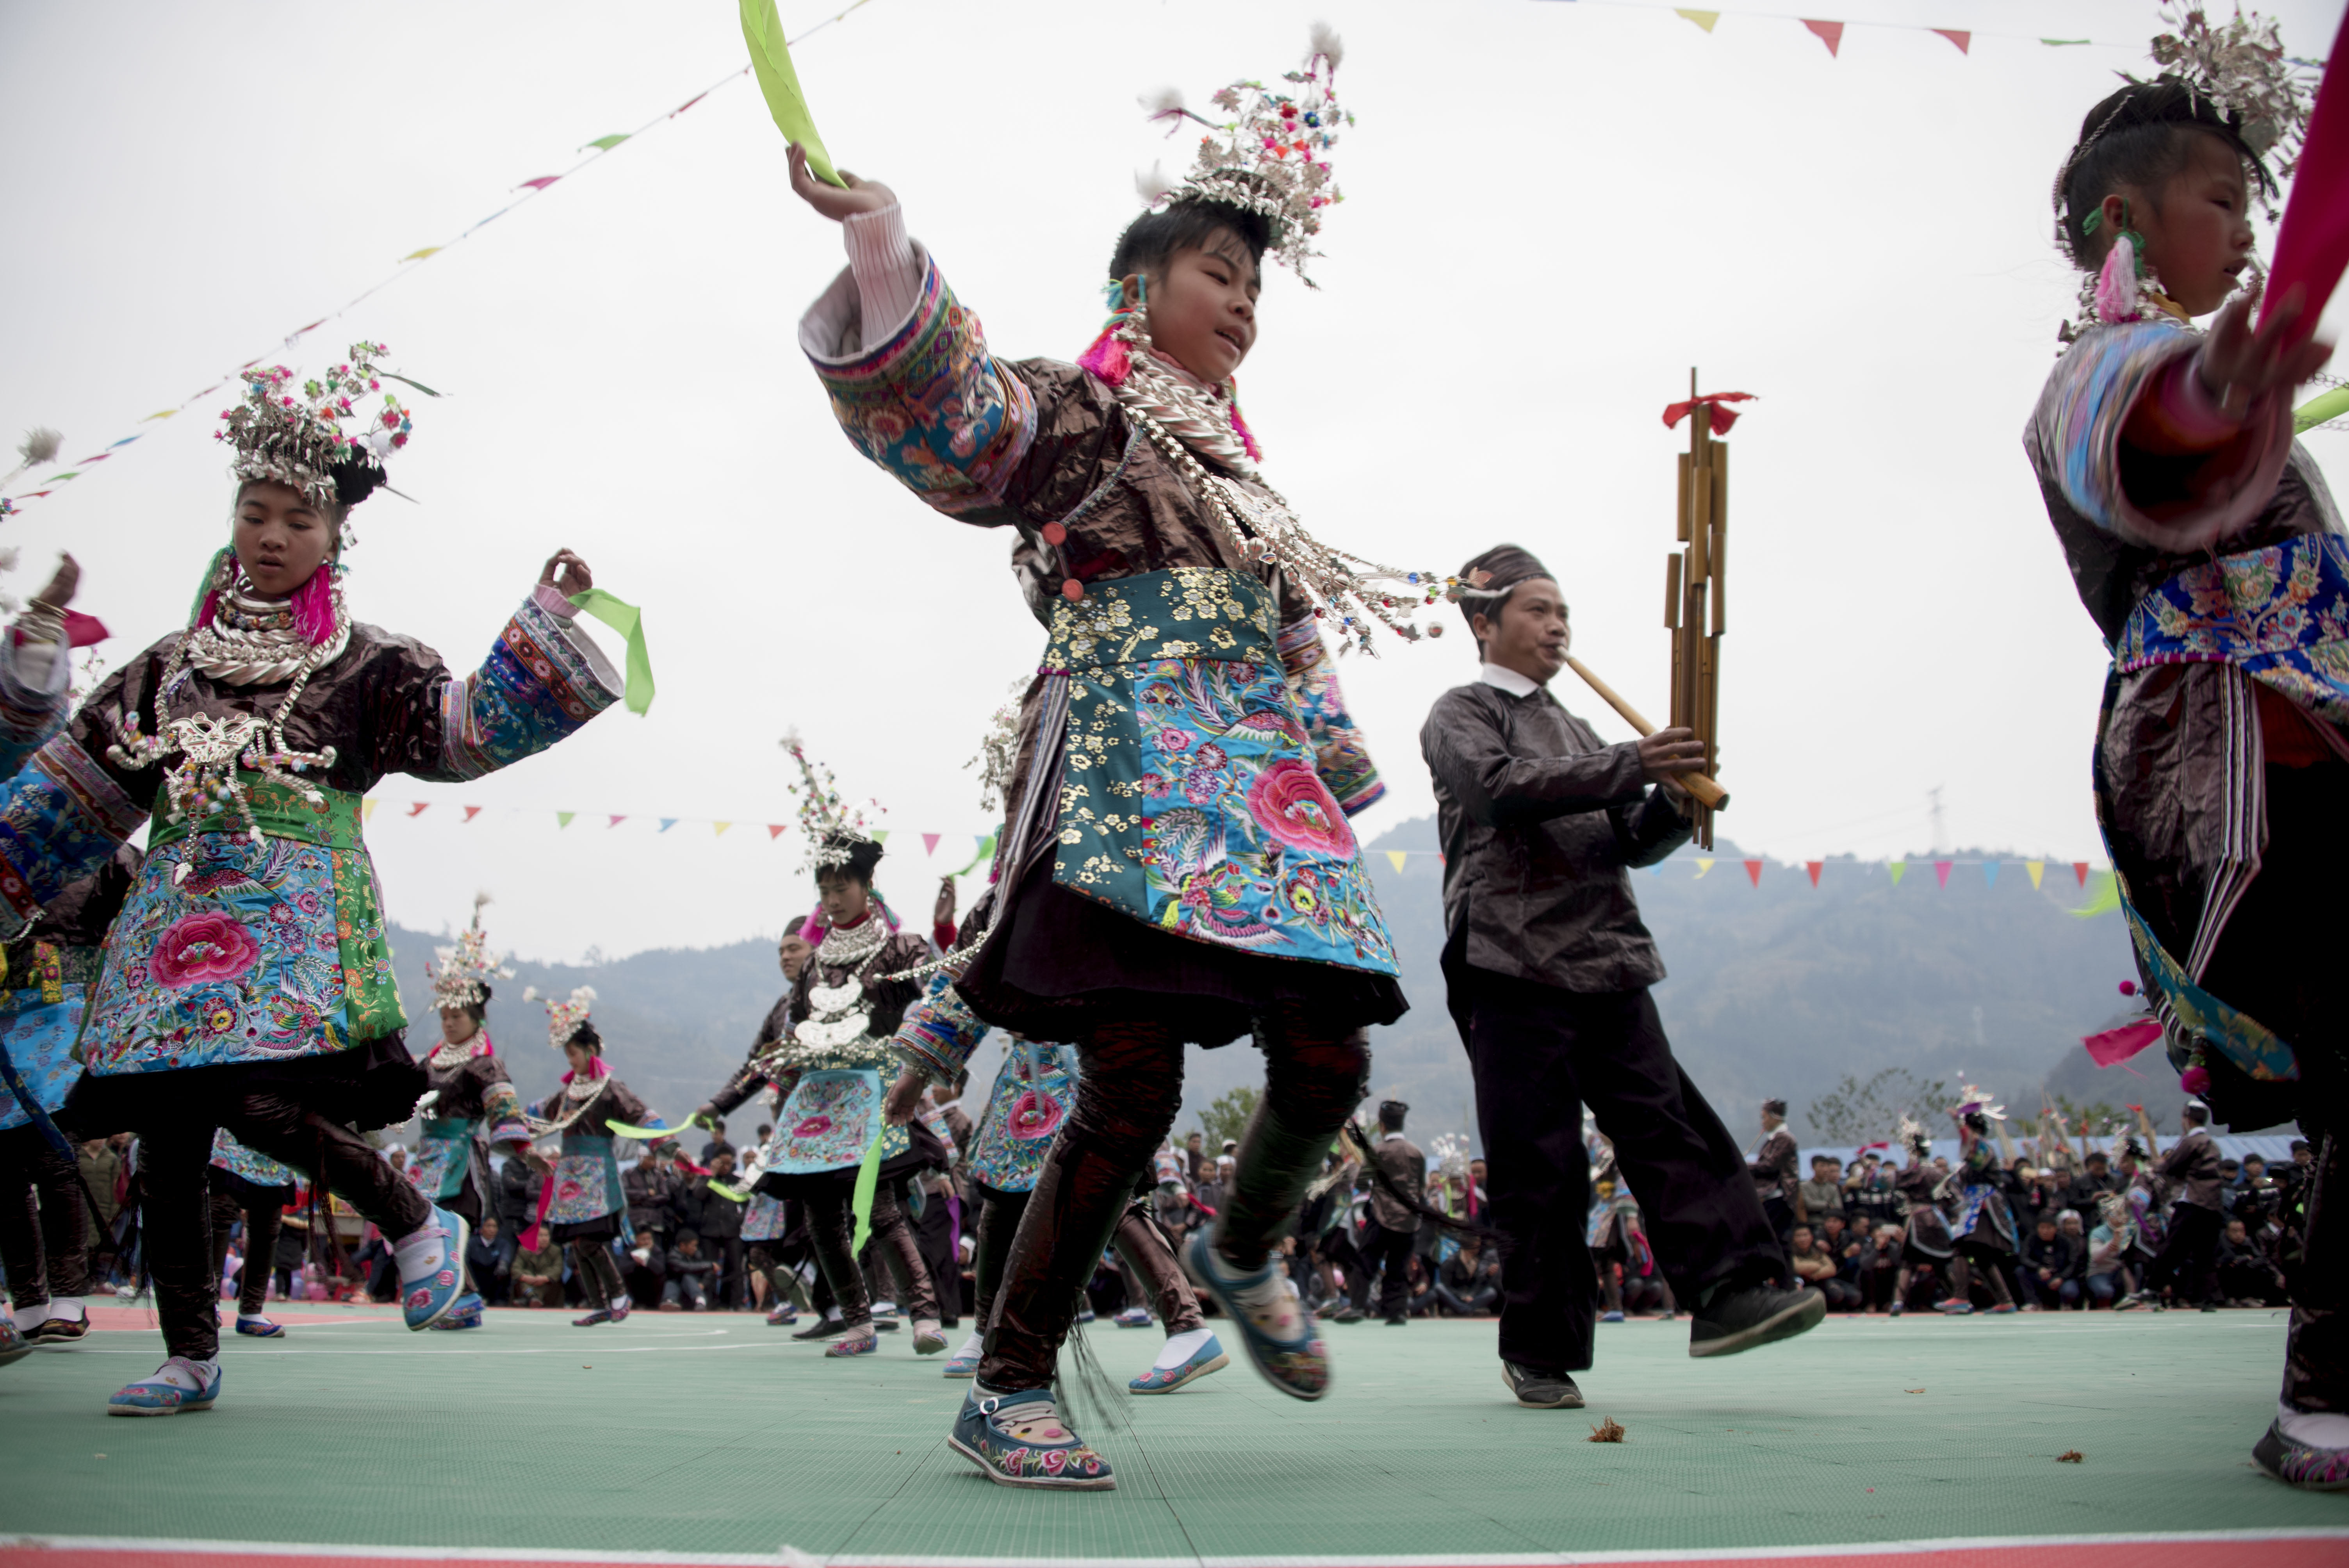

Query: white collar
[1381,1130,1407,1143]
[1478,662,1541,698]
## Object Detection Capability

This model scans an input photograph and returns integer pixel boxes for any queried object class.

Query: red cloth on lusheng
[2265,13,2349,331]
[1661,392,1756,435]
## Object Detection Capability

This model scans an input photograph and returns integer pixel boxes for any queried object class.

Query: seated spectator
[665,1230,715,1311]
[1406,1253,1440,1317]
[2085,1212,2133,1309]
[1799,1157,1846,1229]
[465,1215,511,1305]
[627,1232,669,1306]
[2217,1217,2289,1306]
[1435,1238,1501,1317]
[1859,1224,1902,1312]
[1789,1225,1860,1311]
[513,1231,566,1309]
[2018,1217,2081,1310]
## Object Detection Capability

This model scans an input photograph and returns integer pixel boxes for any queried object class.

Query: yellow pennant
[361,798,380,823]
[1675,9,1721,31]
[715,821,734,837]
[2026,860,2047,889]
[1385,850,1409,873]
[143,409,178,422]
[400,246,443,262]
[1694,858,1715,878]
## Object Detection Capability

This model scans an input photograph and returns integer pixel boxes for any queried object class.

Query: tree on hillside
[1195,1086,1260,1152]
[1804,1068,1955,1146]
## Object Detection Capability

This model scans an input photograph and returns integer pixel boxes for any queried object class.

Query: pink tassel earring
[291,564,338,646]
[2094,231,2143,324]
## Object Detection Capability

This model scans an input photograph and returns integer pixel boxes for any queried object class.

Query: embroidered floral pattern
[209,1128,296,1189]
[766,1068,884,1176]
[968,1041,1077,1194]
[0,988,87,1132]
[2116,535,2349,729]
[544,1134,624,1225]
[149,911,262,988]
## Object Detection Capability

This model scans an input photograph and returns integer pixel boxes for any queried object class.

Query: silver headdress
[781,729,883,871]
[523,984,598,1052]
[216,341,417,525]
[425,891,515,1011]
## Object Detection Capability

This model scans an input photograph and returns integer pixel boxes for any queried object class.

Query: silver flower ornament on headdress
[426,891,515,1012]
[781,729,882,870]
[1144,24,1349,286]
[525,984,598,1052]
[216,341,417,524]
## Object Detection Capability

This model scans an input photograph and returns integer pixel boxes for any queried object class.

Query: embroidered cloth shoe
[108,1357,222,1416]
[397,1206,470,1331]
[1113,1307,1152,1328]
[234,1315,288,1338]
[950,1386,1115,1490]
[912,1320,949,1355]
[1129,1330,1228,1394]
[0,1317,29,1367]
[1502,1360,1584,1409]
[27,1313,89,1345]
[766,1302,798,1326]
[1181,1226,1329,1401]
[1688,1283,1826,1358]
[608,1293,633,1324]
[943,1351,981,1377]
[573,1308,615,1326]
[430,1292,485,1331]
[1599,1309,1625,1324]
[2255,1420,2349,1490]
[825,1326,879,1358]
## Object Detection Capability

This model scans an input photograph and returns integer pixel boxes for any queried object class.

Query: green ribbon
[848,1127,887,1252]
[567,589,656,716]
[741,0,844,186]
[948,830,999,878]
[2295,386,2349,434]
[605,1116,703,1142]
[2068,870,2120,919]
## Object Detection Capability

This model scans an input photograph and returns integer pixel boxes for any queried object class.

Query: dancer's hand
[540,549,593,597]
[1637,727,1706,788]
[933,876,957,930]
[2200,283,2335,418]
[883,1066,926,1126]
[788,144,895,221]
[30,552,78,612]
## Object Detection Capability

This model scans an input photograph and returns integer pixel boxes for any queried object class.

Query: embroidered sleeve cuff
[532,583,580,620]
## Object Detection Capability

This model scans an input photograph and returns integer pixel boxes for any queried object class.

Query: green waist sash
[147,774,366,852]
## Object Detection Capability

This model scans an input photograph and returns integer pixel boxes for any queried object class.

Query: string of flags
[1542,0,2142,55]
[359,796,997,875]
[0,0,880,513]
[1368,846,2109,893]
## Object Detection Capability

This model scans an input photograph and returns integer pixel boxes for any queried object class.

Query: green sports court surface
[0,1305,2343,1568]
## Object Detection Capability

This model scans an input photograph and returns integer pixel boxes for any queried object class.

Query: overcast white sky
[2,0,2341,963]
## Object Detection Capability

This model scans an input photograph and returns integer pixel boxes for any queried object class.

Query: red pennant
[1933,28,1970,53]
[462,806,482,823]
[1743,859,1763,887]
[1934,860,1953,888]
[922,832,942,857]
[1803,20,1844,56]
[407,802,430,817]
[517,175,561,192]
[2072,861,2090,887]
[608,814,628,828]
[768,824,788,840]
[672,91,710,117]
[1805,861,1823,887]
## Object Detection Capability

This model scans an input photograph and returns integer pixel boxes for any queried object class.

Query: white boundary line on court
[9,1525,2349,1567]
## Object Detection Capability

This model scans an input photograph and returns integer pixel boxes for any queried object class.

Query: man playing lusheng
[1419,543,1821,1410]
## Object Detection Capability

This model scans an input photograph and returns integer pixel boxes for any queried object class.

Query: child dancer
[0,344,627,1413]
[412,894,531,1330]
[786,30,1413,1489]
[2031,12,2338,1484]
[518,988,651,1327]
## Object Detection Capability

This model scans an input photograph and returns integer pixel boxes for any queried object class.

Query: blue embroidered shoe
[1600,1310,1625,1324]
[2255,1420,2349,1490]
[943,1352,980,1378]
[572,1308,614,1327]
[1128,1332,1229,1395]
[766,1303,798,1326]
[107,1358,222,1416]
[234,1315,287,1338]
[399,1206,470,1331]
[948,1387,1115,1490]
[1180,1226,1329,1401]
[430,1293,485,1331]
[1114,1307,1152,1328]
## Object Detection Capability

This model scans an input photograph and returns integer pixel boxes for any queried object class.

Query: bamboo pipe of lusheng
[1561,655,1730,811]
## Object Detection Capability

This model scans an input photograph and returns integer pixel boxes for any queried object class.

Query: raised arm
[1420,689,1650,830]
[1276,615,1384,817]
[405,554,624,782]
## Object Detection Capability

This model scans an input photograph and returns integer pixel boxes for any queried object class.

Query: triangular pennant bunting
[1695,858,1715,878]
[2026,861,2046,889]
[715,821,733,836]
[401,246,442,262]
[1933,28,1970,53]
[872,830,889,844]
[1675,8,1720,30]
[2073,861,2090,887]
[1803,20,1845,56]
[922,833,942,857]
[1743,859,1763,887]
[517,175,562,192]
[408,802,430,817]
[1983,861,2001,888]
[659,819,678,833]
[362,799,380,823]
[1934,860,1953,889]
[1888,859,1906,886]
[462,806,482,823]
[583,134,631,151]
[768,824,788,840]
[557,811,576,829]
[1805,861,1823,887]
[1386,850,1410,873]
[609,815,628,828]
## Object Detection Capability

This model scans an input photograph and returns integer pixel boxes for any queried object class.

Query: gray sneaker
[1501,1361,1584,1408]
[1688,1284,1826,1358]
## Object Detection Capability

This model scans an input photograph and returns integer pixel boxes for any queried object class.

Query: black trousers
[206,1188,283,1317]
[1350,1224,1417,1319]
[0,1124,92,1311]
[140,1089,433,1360]
[1453,964,1785,1374]
[2143,1203,2223,1306]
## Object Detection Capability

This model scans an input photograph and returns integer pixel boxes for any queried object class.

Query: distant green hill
[390,813,2190,1149]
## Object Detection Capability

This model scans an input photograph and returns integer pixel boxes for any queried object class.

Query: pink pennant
[1933,860,1952,888]
[672,91,710,117]
[462,806,482,823]
[2083,1019,2163,1066]
[1805,861,1822,887]
[768,824,788,840]
[608,814,628,828]
[922,833,942,857]
[517,176,562,192]
[1743,859,1763,887]
[407,802,430,817]
[1802,20,1844,56]
[1933,28,1969,53]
